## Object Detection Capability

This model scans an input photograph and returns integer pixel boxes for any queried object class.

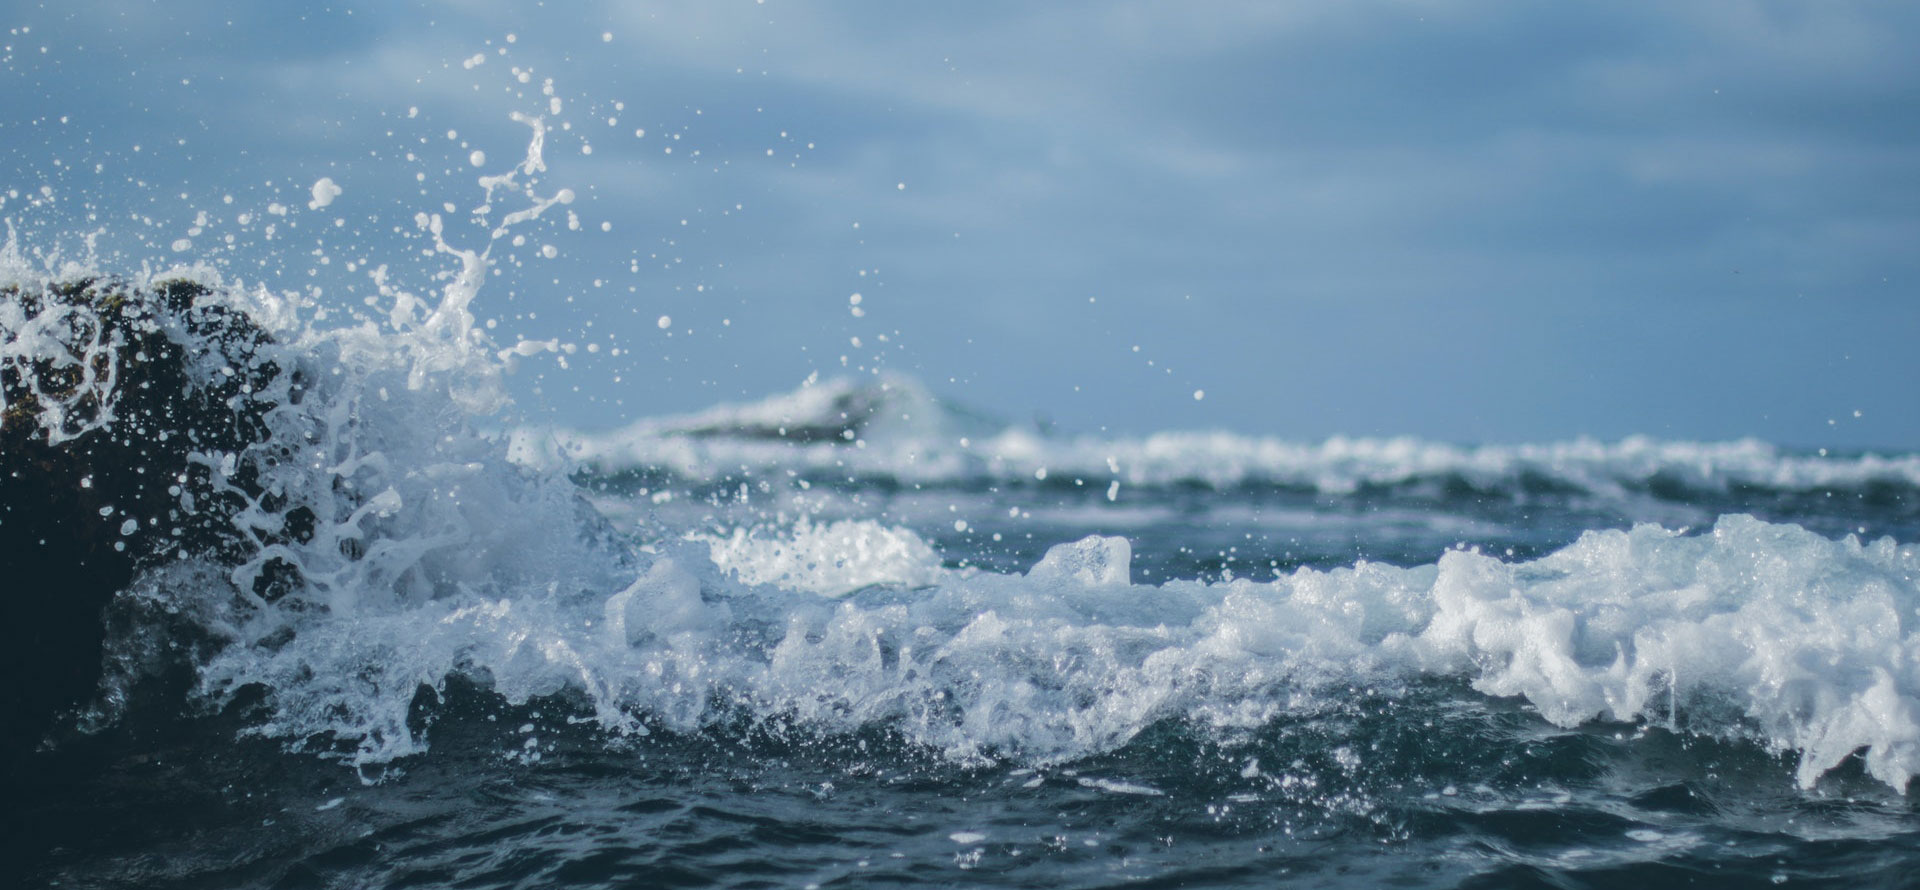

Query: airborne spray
[7,16,1920,890]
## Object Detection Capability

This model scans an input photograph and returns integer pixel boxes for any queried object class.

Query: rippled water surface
[11,455,1920,889]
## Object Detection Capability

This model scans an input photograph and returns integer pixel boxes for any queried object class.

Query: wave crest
[174,508,1920,792]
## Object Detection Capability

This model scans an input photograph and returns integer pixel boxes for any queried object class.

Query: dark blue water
[10,459,1920,889]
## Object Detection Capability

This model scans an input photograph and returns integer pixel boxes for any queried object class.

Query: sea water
[5,73,1920,890]
[9,335,1920,888]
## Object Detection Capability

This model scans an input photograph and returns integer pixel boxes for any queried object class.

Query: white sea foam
[696,519,948,597]
[171,497,1920,791]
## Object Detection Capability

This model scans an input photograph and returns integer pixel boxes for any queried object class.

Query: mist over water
[5,8,1920,890]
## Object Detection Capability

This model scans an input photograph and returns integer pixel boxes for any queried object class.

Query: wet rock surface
[1,278,289,753]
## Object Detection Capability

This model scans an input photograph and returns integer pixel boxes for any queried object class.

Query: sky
[2,1,1916,448]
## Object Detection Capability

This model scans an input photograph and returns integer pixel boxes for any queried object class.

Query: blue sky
[3,1,1916,447]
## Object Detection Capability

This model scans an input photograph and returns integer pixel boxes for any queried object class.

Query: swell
[530,378,1920,510]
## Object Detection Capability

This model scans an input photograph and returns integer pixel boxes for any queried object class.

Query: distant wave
[515,375,1920,502]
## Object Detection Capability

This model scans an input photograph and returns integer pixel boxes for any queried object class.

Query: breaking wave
[4,119,1915,801]
[177,506,1920,791]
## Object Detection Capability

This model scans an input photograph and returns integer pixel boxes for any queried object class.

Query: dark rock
[1,278,291,754]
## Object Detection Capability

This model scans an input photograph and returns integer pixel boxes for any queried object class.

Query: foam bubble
[307,177,342,210]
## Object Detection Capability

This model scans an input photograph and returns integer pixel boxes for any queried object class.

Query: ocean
[6,333,1920,888]
[5,62,1920,890]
